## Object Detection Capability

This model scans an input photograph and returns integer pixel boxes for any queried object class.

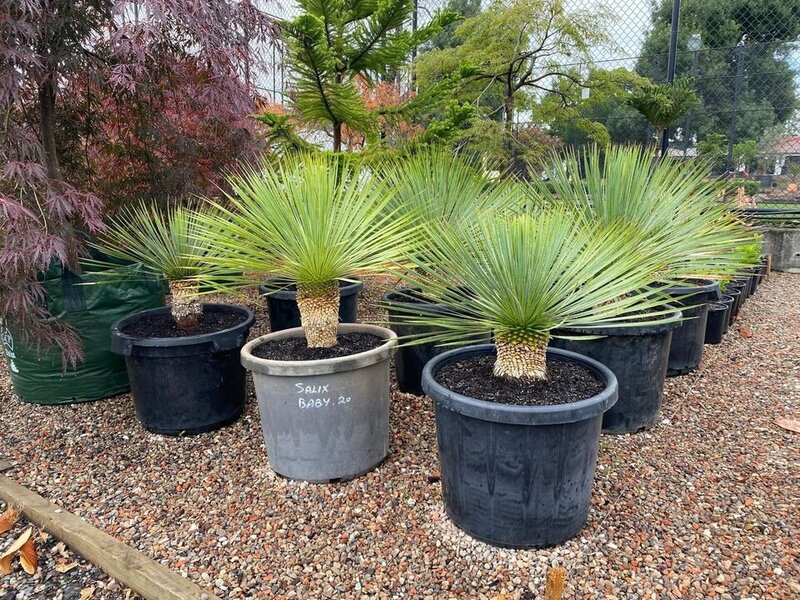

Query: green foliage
[197,153,418,291]
[624,78,700,136]
[88,203,214,284]
[529,145,753,281]
[697,135,760,173]
[638,0,800,147]
[455,120,563,177]
[721,178,761,196]
[697,133,729,168]
[538,68,653,147]
[376,147,521,226]
[254,112,316,153]
[733,139,758,168]
[279,0,459,151]
[422,0,482,51]
[415,0,606,171]
[389,209,679,353]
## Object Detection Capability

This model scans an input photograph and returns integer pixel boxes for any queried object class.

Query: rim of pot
[664,278,719,295]
[241,323,397,376]
[552,306,683,336]
[259,277,363,301]
[110,303,255,348]
[421,343,618,426]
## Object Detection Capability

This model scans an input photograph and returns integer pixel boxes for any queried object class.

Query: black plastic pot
[111,304,254,435]
[756,260,767,285]
[665,279,720,376]
[727,288,743,320]
[731,278,750,302]
[384,288,489,395]
[720,294,734,334]
[746,271,757,297]
[422,344,617,549]
[550,308,681,434]
[259,278,362,332]
[704,303,727,345]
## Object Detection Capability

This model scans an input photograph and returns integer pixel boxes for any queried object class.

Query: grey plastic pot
[241,323,397,483]
[423,344,618,549]
[550,307,682,434]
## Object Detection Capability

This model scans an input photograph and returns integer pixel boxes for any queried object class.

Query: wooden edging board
[0,475,220,600]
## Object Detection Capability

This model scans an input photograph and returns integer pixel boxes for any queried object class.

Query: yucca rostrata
[90,203,213,331]
[198,153,417,348]
[391,209,678,381]
[529,145,754,284]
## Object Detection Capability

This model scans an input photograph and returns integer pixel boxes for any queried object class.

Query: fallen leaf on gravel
[740,327,753,338]
[0,527,32,575]
[38,531,49,542]
[52,541,69,558]
[546,566,567,599]
[79,586,95,599]
[55,561,78,573]
[18,537,36,574]
[0,506,19,534]
[775,418,800,433]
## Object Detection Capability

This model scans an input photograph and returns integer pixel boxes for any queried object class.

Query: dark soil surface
[252,332,385,361]
[435,354,605,406]
[121,307,247,338]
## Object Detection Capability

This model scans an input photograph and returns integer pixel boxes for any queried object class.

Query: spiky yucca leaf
[530,145,753,283]
[198,153,419,347]
[89,203,215,330]
[378,147,522,226]
[390,209,678,381]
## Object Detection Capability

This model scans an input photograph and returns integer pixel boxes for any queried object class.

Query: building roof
[771,135,800,155]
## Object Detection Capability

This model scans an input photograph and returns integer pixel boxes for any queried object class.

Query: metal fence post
[726,41,747,173]
[661,0,682,158]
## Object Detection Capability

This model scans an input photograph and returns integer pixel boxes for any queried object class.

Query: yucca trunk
[297,281,340,348]
[493,335,549,381]
[168,280,202,331]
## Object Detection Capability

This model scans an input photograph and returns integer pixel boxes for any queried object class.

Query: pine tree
[281,0,459,151]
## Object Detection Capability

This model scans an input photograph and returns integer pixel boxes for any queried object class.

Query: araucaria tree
[0,0,275,364]
[278,0,458,151]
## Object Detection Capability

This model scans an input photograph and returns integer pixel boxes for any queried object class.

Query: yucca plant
[529,145,753,283]
[89,203,214,331]
[377,147,521,226]
[197,153,418,348]
[392,209,677,381]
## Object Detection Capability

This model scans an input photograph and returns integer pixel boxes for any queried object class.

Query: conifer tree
[281,0,458,151]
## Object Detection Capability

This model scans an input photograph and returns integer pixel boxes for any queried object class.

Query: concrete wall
[761,228,800,273]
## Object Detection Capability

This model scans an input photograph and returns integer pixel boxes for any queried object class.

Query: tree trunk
[332,122,342,152]
[168,280,202,331]
[493,336,549,381]
[38,77,61,180]
[503,93,514,132]
[297,280,340,348]
[503,93,527,178]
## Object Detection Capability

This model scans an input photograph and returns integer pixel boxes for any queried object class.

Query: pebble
[1,275,798,598]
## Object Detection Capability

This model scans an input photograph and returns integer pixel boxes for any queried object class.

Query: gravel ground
[0,274,798,599]
[0,501,140,599]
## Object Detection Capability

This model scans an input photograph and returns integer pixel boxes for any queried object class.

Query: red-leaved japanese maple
[1,0,276,366]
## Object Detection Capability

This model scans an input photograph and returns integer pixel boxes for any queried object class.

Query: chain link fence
[257,0,800,196]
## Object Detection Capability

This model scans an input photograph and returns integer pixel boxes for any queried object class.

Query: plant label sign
[295,382,351,409]
[0,320,19,374]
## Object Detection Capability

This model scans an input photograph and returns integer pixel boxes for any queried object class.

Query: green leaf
[196,153,420,291]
